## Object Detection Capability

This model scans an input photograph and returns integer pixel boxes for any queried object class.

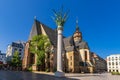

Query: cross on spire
[76,18,79,31]
[34,16,37,20]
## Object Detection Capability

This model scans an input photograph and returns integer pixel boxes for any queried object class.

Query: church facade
[22,19,107,73]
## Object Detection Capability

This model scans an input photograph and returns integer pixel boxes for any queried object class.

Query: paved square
[67,73,120,80]
[0,71,120,80]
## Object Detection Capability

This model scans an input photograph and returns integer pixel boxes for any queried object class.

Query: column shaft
[57,29,63,72]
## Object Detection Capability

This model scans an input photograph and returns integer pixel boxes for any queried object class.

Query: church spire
[34,16,37,20]
[73,19,82,42]
[76,19,80,31]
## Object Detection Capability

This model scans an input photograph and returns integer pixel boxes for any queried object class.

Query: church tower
[73,20,82,42]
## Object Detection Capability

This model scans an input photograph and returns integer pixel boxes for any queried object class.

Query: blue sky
[0,0,120,59]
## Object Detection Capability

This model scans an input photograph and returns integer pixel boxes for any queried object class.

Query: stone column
[55,26,65,77]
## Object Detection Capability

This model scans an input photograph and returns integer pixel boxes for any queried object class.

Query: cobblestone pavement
[0,70,76,80]
[66,73,120,80]
[0,71,120,80]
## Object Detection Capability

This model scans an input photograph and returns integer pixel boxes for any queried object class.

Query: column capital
[57,27,63,31]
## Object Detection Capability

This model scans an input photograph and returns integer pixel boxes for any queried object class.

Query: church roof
[63,36,89,51]
[75,41,89,49]
[28,19,57,47]
[63,36,74,47]
[41,23,57,46]
[29,19,41,40]
[65,46,75,52]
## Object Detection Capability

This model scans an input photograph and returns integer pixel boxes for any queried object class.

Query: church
[22,19,107,73]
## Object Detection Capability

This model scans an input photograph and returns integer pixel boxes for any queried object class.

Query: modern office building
[0,51,6,64]
[107,54,120,72]
[6,41,25,61]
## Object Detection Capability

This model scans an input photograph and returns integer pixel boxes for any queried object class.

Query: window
[85,51,87,61]
[109,62,111,65]
[116,70,118,72]
[112,62,114,65]
[19,53,21,55]
[70,62,72,66]
[109,70,111,72]
[30,53,35,64]
[116,62,118,65]
[19,49,22,51]
[14,48,17,51]
[112,57,114,61]
[70,56,72,60]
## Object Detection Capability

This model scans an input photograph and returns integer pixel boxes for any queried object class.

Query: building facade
[107,54,120,73]
[22,19,107,73]
[6,41,25,61]
[63,26,94,73]
[91,52,107,72]
[0,51,6,64]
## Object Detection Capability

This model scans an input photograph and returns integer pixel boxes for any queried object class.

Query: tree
[30,35,51,68]
[11,51,22,67]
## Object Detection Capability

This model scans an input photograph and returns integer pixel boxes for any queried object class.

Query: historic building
[6,41,25,61]
[22,19,107,73]
[107,54,120,73]
[63,25,93,73]
[91,52,107,72]
[22,19,57,71]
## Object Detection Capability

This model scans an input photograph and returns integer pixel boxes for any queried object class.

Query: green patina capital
[52,7,69,28]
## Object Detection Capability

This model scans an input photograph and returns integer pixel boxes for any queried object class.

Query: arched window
[109,62,111,65]
[112,62,114,65]
[109,70,111,72]
[85,51,87,61]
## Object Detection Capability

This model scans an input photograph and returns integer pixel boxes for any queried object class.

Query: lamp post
[52,8,68,77]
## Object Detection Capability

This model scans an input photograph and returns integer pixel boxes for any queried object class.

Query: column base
[32,64,37,71]
[55,71,65,77]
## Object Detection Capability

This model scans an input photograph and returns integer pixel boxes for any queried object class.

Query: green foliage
[27,66,32,71]
[111,72,120,75]
[30,35,51,66]
[52,7,69,27]
[11,51,22,67]
[45,68,50,72]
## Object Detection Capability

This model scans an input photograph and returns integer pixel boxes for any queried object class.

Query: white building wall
[0,52,6,64]
[6,41,25,61]
[107,54,120,73]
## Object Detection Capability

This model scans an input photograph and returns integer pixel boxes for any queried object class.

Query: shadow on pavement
[0,70,79,80]
[21,72,79,80]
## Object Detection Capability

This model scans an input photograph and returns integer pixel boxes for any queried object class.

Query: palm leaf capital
[52,7,69,27]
